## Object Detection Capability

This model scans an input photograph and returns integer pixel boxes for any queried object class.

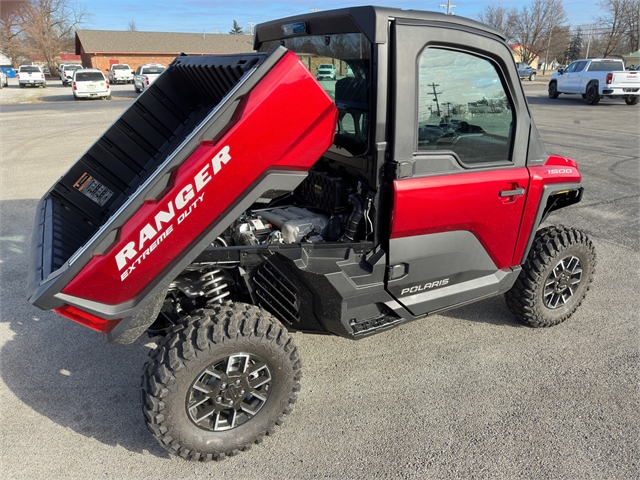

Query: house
[509,44,540,68]
[75,30,254,72]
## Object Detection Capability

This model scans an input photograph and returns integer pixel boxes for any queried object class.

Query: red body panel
[391,168,530,269]
[62,52,338,305]
[512,156,581,264]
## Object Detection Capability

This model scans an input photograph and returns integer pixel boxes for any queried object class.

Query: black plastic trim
[519,182,583,264]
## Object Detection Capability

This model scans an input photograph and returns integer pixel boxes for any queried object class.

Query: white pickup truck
[107,64,134,84]
[133,64,166,93]
[548,58,640,105]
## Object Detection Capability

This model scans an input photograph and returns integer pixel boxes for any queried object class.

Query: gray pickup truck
[516,62,537,81]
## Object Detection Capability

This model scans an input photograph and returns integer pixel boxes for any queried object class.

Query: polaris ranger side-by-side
[27,7,595,461]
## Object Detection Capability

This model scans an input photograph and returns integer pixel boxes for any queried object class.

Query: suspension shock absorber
[199,268,233,305]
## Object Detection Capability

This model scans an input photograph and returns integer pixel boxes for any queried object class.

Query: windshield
[260,33,372,157]
[76,72,105,81]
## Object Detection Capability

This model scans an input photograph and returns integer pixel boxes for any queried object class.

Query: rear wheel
[586,84,600,104]
[548,81,559,99]
[625,96,639,105]
[141,303,301,461]
[506,226,595,327]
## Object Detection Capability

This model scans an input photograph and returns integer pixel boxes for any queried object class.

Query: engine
[231,206,330,246]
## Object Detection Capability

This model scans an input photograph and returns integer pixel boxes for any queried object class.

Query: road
[0,87,638,479]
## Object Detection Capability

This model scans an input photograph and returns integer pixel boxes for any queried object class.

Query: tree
[127,20,137,32]
[477,5,519,41]
[477,0,567,66]
[564,27,583,62]
[20,0,89,74]
[0,3,28,67]
[513,0,567,65]
[229,20,243,35]
[594,0,639,57]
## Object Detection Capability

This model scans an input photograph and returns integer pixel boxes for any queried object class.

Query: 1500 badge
[400,278,450,296]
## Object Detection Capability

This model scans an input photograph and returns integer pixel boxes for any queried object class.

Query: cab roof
[254,5,504,48]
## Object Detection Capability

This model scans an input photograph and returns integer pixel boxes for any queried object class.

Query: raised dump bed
[28,46,338,320]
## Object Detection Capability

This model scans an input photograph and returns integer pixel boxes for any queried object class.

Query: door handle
[499,187,525,197]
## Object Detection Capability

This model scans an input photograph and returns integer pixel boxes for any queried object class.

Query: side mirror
[558,69,564,75]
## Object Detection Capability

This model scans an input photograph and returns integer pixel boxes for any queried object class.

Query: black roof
[254,5,504,48]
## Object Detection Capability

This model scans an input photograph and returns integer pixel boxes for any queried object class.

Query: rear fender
[513,156,583,265]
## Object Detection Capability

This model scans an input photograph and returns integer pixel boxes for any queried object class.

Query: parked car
[107,64,134,84]
[548,58,640,105]
[0,70,7,89]
[316,63,337,80]
[516,62,537,81]
[72,69,111,100]
[134,64,166,93]
[61,64,82,86]
[17,65,46,88]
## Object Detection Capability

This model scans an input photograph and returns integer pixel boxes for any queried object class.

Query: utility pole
[544,26,553,75]
[439,0,456,15]
[585,25,593,59]
[428,83,443,116]
[246,22,255,36]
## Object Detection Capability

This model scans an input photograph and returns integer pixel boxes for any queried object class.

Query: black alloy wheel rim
[587,87,596,102]
[187,353,272,431]
[543,255,583,309]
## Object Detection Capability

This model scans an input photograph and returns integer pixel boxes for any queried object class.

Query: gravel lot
[0,86,638,479]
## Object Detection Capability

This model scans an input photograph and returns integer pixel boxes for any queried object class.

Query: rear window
[112,65,130,69]
[66,65,81,70]
[20,66,40,72]
[142,67,165,75]
[588,61,624,72]
[75,72,105,82]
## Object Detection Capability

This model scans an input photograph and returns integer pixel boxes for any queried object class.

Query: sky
[84,0,595,34]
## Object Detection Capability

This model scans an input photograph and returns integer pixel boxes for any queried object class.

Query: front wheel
[529,73,536,81]
[505,226,595,327]
[586,84,600,105]
[625,96,639,105]
[141,303,302,461]
[548,82,559,99]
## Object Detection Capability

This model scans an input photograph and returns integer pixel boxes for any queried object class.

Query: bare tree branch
[20,0,90,73]
[477,5,519,41]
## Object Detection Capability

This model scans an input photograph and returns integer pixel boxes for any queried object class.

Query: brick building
[75,30,254,72]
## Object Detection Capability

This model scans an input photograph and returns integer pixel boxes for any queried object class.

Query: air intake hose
[341,194,364,242]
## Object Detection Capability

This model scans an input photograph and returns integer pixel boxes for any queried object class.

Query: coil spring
[199,268,232,305]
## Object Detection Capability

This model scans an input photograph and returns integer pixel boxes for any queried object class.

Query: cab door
[558,60,587,93]
[386,20,534,316]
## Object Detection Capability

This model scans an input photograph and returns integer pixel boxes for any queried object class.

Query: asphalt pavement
[0,86,638,479]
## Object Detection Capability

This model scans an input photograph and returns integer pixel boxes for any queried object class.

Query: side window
[417,48,514,165]
[574,61,587,73]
